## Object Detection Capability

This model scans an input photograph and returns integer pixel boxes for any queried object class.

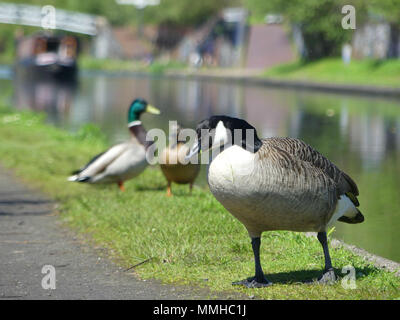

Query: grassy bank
[80,56,400,90]
[0,107,399,299]
[0,54,186,75]
[4,52,400,90]
[79,56,186,75]
[263,58,400,89]
[0,52,13,65]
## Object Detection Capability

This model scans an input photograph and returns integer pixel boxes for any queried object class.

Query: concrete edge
[305,232,400,277]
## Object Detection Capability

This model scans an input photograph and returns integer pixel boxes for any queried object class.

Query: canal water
[1,68,399,262]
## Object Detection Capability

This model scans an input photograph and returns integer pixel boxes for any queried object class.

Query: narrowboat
[15,33,79,81]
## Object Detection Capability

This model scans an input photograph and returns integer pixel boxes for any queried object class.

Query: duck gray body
[73,137,148,184]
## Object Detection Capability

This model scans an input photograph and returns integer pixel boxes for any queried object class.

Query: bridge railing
[0,2,99,36]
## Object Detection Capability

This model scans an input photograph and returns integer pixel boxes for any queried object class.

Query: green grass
[79,55,187,75]
[263,58,400,88]
[0,52,13,65]
[0,107,399,299]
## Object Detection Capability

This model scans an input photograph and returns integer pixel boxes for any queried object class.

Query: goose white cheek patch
[213,121,230,148]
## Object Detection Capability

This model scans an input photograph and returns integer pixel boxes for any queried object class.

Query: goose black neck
[237,130,263,153]
[252,137,263,153]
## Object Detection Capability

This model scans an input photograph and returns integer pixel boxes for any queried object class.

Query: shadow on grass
[135,184,166,192]
[237,266,380,285]
[370,59,384,69]
[135,183,196,196]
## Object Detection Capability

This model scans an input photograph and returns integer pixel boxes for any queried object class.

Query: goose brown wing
[263,137,359,203]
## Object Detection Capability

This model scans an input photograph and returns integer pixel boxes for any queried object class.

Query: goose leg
[233,237,272,288]
[316,232,336,283]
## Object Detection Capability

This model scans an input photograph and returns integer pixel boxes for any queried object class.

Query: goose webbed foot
[305,268,336,284]
[232,276,272,288]
[317,268,336,284]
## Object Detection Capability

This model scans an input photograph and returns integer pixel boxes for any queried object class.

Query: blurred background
[0,0,399,262]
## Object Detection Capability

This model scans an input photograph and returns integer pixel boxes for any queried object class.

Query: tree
[368,0,400,57]
[143,0,237,26]
[369,0,400,24]
[244,0,369,60]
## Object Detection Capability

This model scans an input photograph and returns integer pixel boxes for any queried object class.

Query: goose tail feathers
[338,208,364,224]
[328,195,365,226]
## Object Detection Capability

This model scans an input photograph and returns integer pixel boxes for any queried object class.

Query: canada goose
[186,115,364,288]
[160,123,200,196]
[68,99,160,191]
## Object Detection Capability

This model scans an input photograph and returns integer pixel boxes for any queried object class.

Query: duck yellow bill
[146,105,161,115]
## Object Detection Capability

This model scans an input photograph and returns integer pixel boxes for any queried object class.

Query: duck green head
[127,98,160,124]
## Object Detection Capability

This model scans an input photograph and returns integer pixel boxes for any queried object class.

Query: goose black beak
[185,140,200,161]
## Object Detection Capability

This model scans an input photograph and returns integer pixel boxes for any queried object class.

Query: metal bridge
[0,2,99,35]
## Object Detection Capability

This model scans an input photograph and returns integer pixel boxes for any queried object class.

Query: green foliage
[0,107,399,299]
[0,24,40,63]
[143,0,236,26]
[369,0,400,24]
[0,0,235,27]
[2,0,400,61]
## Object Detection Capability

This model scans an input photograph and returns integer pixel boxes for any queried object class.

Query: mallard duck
[186,115,364,288]
[160,123,200,196]
[68,98,160,191]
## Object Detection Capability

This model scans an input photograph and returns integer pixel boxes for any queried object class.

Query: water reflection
[11,72,77,127]
[1,69,399,262]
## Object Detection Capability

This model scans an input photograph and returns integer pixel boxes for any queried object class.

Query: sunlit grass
[263,58,400,88]
[0,107,399,299]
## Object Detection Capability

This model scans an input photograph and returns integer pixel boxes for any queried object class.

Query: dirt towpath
[0,167,238,299]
